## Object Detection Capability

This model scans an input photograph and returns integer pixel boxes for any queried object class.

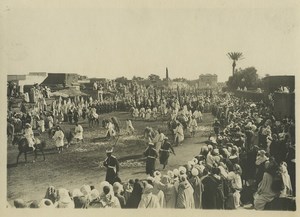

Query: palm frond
[227,52,244,61]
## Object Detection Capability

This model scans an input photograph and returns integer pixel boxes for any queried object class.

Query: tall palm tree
[227,52,244,76]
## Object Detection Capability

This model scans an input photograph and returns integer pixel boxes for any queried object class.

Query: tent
[50,88,88,98]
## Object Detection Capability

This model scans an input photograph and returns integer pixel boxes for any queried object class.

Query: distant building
[198,74,218,88]
[7,72,48,93]
[41,73,80,89]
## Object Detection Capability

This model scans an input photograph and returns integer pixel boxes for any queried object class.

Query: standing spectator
[188,168,203,209]
[113,182,126,208]
[161,175,177,208]
[52,126,65,153]
[126,180,143,208]
[253,160,282,210]
[202,167,224,209]
[138,181,160,208]
[176,175,195,209]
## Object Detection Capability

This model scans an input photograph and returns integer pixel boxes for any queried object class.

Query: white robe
[175,125,184,143]
[126,120,134,133]
[74,125,83,140]
[153,133,165,151]
[138,193,160,208]
[53,130,65,147]
[24,127,35,147]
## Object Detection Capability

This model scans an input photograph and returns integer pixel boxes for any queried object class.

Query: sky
[1,1,300,82]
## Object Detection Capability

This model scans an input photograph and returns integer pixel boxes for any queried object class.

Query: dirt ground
[7,112,214,205]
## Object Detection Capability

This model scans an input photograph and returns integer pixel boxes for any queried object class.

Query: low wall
[273,92,295,119]
[233,90,266,102]
[234,91,295,119]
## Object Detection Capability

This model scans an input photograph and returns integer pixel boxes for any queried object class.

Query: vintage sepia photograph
[1,0,298,214]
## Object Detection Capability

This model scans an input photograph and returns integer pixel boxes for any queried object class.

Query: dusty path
[7,112,214,204]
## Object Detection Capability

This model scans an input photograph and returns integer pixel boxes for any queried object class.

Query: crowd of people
[8,88,296,210]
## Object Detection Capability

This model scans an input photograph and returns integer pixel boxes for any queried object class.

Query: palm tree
[227,52,244,76]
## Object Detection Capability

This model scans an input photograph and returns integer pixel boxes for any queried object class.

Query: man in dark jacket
[144,142,158,176]
[103,148,120,185]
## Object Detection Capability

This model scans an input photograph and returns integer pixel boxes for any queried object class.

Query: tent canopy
[50,88,88,98]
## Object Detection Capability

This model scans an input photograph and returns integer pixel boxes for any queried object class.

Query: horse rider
[24,123,36,151]
[103,148,120,185]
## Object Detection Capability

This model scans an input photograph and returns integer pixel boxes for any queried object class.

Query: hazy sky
[1,1,299,82]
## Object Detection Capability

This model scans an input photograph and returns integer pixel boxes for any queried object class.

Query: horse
[12,136,46,165]
[177,115,189,130]
[88,112,100,127]
[7,122,15,142]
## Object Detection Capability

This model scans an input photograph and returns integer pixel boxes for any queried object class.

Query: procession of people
[7,79,296,211]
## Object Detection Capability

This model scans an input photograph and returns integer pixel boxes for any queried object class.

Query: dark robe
[202,175,224,209]
[125,182,143,208]
[144,146,158,175]
[159,141,175,166]
[103,155,120,185]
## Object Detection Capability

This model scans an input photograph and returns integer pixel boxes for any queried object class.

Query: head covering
[29,200,39,208]
[148,142,154,146]
[153,170,161,178]
[89,189,100,201]
[173,169,180,176]
[153,171,161,181]
[14,199,27,208]
[164,136,169,140]
[146,176,155,183]
[187,161,193,170]
[179,166,187,174]
[258,150,266,155]
[99,181,110,194]
[39,199,55,208]
[57,188,72,204]
[142,181,153,194]
[25,123,31,128]
[179,174,188,182]
[191,168,199,176]
[212,148,219,155]
[106,147,113,153]
[167,170,174,178]
[113,182,124,194]
[192,158,198,165]
[161,175,170,185]
[80,184,91,196]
